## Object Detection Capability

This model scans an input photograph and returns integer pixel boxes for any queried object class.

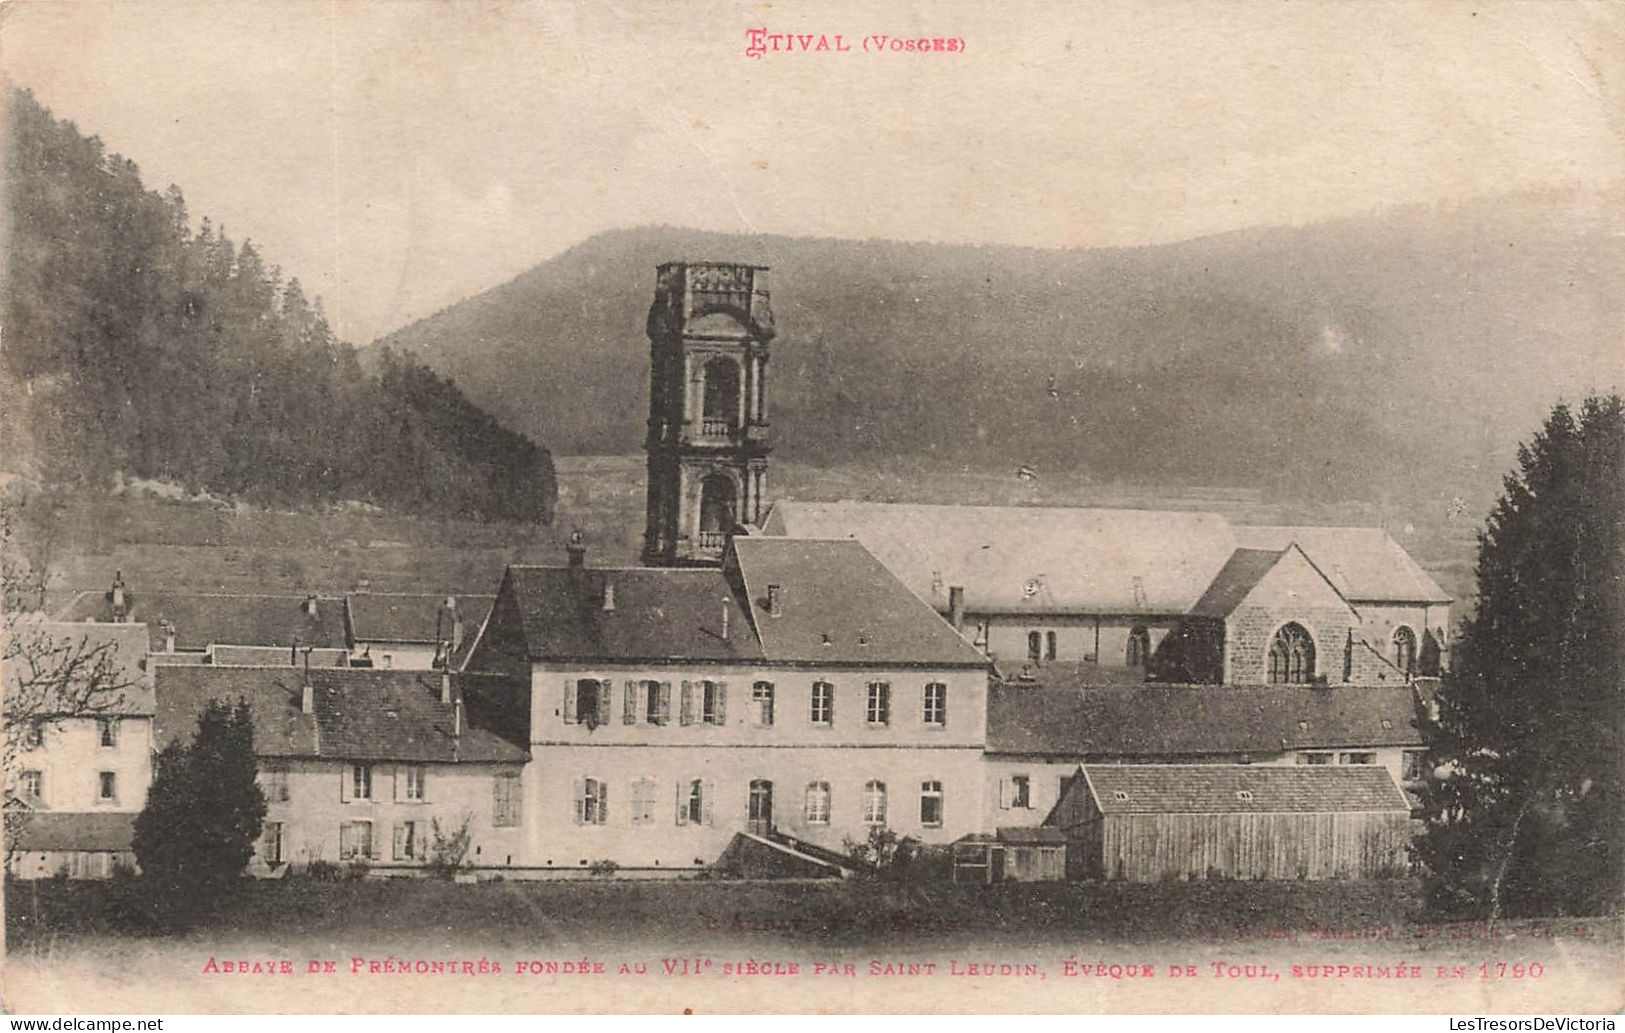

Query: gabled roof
[761,501,1237,614]
[730,537,988,666]
[11,812,136,852]
[1077,764,1411,815]
[987,679,1423,756]
[153,666,527,764]
[1187,548,1287,618]
[1231,525,1451,604]
[493,538,987,668]
[3,620,155,716]
[345,593,494,646]
[57,591,348,651]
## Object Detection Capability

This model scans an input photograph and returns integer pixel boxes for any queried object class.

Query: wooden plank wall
[1099,812,1411,882]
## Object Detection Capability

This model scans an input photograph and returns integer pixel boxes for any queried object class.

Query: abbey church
[16,261,1441,884]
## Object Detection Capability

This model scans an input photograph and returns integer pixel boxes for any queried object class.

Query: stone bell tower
[641,261,773,567]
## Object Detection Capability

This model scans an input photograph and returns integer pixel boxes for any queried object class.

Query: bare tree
[2,498,133,868]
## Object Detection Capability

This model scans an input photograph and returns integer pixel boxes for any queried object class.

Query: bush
[343,860,370,881]
[303,860,342,881]
[588,859,619,877]
[426,816,473,879]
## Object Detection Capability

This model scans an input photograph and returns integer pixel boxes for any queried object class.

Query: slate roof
[495,538,987,668]
[57,591,349,651]
[153,666,528,764]
[502,566,764,663]
[986,680,1423,756]
[11,812,137,852]
[3,620,155,716]
[762,502,1452,611]
[731,537,988,666]
[1231,525,1451,603]
[761,501,1237,614]
[346,593,494,645]
[1077,764,1411,815]
[1187,548,1286,618]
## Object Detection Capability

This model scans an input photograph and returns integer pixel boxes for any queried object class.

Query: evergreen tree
[133,699,266,918]
[1416,395,1623,918]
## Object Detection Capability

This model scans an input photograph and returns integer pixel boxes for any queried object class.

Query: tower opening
[701,359,741,437]
[698,474,737,549]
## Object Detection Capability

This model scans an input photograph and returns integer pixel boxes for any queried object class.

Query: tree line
[2,88,555,523]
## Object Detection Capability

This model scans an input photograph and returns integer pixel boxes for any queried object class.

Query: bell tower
[642,261,774,567]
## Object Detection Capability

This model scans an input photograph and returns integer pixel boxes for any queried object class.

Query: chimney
[440,668,453,705]
[766,583,783,617]
[453,697,464,738]
[720,602,730,641]
[601,579,616,612]
[161,620,176,654]
[110,571,127,622]
[445,596,464,652]
[948,586,966,632]
[567,530,587,568]
[301,679,314,715]
[303,594,319,618]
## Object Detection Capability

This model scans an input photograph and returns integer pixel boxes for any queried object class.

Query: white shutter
[701,780,715,826]
[680,682,694,725]
[714,682,728,725]
[340,766,352,803]
[597,779,609,825]
[624,681,638,724]
[392,767,402,802]
[675,780,689,826]
[998,778,1010,810]
[563,680,576,723]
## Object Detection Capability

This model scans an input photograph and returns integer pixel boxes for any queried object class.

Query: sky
[1,0,1620,344]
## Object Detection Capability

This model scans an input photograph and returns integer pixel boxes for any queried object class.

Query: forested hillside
[1,89,555,523]
[378,197,1622,510]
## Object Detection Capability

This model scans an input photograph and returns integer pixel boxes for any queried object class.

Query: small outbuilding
[951,826,1068,884]
[1049,764,1412,883]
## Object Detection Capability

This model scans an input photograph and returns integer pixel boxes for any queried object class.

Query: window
[810,681,833,725]
[1235,790,1254,801]
[339,820,373,860]
[493,773,521,827]
[1004,774,1031,809]
[1402,750,1428,783]
[1393,626,1418,675]
[919,780,944,827]
[677,778,707,826]
[571,678,606,727]
[1126,626,1150,667]
[804,781,831,825]
[262,766,290,802]
[25,721,43,748]
[400,765,426,802]
[19,770,42,801]
[393,820,422,861]
[922,682,947,726]
[1267,623,1316,684]
[865,681,890,726]
[701,681,727,726]
[643,680,665,725]
[97,771,117,803]
[1297,752,1332,766]
[1419,630,1442,678]
[1340,752,1376,766]
[752,681,775,727]
[576,777,607,825]
[350,764,373,801]
[862,780,887,826]
[1112,790,1129,802]
[1027,631,1042,662]
[98,718,119,748]
[630,777,658,826]
[261,822,285,865]
[1045,631,1058,661]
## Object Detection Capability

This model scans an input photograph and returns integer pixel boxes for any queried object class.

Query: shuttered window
[492,773,521,827]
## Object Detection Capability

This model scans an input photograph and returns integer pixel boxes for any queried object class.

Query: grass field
[16,454,1480,611]
[4,877,1618,1013]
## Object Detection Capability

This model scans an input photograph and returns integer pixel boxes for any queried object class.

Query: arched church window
[1027,631,1042,662]
[1393,626,1417,675]
[1267,623,1316,684]
[1126,625,1150,667]
[701,358,740,435]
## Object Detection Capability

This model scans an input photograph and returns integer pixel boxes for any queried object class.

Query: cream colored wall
[525,743,987,870]
[528,664,989,749]
[259,758,527,869]
[350,643,440,670]
[13,717,152,812]
[977,615,1174,668]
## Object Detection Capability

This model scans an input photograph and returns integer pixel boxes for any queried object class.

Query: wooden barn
[1048,765,1412,882]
